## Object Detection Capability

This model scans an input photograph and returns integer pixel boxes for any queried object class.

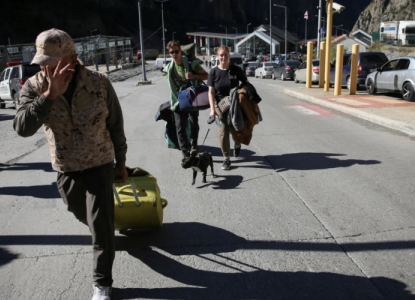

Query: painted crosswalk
[286,103,337,117]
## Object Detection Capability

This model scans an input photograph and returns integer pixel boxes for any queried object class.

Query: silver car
[366,56,415,102]
[294,60,320,84]
[254,62,276,79]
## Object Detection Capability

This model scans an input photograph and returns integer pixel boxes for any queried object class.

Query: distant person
[163,40,209,159]
[275,56,280,64]
[13,28,128,300]
[209,61,212,68]
[205,60,208,67]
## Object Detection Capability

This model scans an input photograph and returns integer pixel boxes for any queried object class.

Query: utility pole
[269,0,272,59]
[137,0,150,84]
[317,0,322,59]
[155,0,169,65]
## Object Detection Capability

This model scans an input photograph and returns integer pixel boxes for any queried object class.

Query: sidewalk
[280,85,415,138]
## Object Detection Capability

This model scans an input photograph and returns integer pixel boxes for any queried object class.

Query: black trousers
[57,162,115,287]
[173,107,199,151]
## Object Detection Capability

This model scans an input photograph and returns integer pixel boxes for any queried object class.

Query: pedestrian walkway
[280,85,415,138]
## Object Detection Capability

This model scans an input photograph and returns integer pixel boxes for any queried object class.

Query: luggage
[112,167,168,231]
[178,84,210,111]
[155,101,191,150]
[165,118,191,149]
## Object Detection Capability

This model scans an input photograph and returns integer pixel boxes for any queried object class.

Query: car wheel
[402,82,415,102]
[281,73,285,81]
[294,74,299,83]
[0,102,5,109]
[366,78,377,95]
[346,76,359,91]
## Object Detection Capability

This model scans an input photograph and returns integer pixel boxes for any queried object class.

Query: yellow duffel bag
[112,167,168,231]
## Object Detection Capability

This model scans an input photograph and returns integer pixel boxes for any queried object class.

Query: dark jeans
[173,107,199,151]
[57,162,115,287]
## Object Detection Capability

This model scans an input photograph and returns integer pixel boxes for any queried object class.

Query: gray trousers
[215,104,241,157]
[57,162,115,287]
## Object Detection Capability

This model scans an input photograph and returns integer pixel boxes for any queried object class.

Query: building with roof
[186,24,302,57]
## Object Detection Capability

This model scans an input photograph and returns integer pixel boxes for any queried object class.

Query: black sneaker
[222,159,231,170]
[234,145,241,158]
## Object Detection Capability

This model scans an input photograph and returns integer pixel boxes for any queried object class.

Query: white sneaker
[92,284,111,300]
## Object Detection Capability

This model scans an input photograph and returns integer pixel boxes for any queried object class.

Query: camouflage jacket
[14,61,127,172]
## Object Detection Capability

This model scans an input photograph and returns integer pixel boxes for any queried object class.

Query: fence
[372,32,415,46]
[0,35,134,73]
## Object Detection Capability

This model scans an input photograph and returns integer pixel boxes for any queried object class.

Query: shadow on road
[265,152,381,172]
[1,222,414,299]
[198,146,381,173]
[0,183,60,199]
[0,114,15,122]
[1,162,54,172]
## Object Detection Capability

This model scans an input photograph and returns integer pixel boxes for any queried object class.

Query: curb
[282,88,415,138]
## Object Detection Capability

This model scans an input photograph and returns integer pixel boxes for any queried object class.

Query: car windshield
[361,54,388,65]
[230,57,243,65]
[287,61,301,67]
[264,63,275,67]
[23,65,41,77]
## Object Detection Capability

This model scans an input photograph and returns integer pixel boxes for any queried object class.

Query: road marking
[329,98,371,106]
[286,104,336,117]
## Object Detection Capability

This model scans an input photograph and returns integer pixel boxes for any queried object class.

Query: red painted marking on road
[286,103,337,117]
[317,95,415,108]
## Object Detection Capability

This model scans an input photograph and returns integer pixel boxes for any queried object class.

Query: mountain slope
[352,0,415,34]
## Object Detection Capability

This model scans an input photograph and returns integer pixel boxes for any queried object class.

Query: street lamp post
[316,0,322,59]
[220,25,227,47]
[274,4,287,60]
[172,31,176,40]
[333,24,343,36]
[231,27,238,52]
[269,0,272,59]
[137,0,147,81]
[246,23,251,56]
[155,0,168,64]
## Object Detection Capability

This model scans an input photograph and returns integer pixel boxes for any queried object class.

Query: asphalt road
[1,70,415,300]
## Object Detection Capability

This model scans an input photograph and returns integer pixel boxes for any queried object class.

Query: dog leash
[202,128,210,145]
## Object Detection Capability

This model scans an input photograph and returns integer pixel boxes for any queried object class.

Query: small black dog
[181,151,215,185]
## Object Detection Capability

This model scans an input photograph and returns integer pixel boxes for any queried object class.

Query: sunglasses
[169,50,180,55]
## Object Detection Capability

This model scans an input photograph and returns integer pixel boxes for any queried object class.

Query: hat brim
[31,54,61,66]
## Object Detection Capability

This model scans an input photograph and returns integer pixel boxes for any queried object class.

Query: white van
[156,57,172,71]
[0,62,41,109]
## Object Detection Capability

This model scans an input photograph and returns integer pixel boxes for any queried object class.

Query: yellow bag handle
[113,182,140,207]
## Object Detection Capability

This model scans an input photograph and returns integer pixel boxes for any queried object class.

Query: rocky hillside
[352,0,415,34]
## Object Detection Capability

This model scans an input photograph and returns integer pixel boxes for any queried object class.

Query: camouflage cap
[32,28,75,66]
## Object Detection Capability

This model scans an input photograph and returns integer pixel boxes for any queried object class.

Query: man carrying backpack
[163,40,208,158]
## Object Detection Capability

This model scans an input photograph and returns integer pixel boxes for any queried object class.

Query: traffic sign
[319,27,326,35]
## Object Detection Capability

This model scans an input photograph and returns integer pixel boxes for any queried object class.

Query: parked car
[156,57,173,71]
[365,56,415,102]
[0,61,41,109]
[245,62,259,76]
[330,51,389,90]
[273,60,301,80]
[244,55,257,62]
[254,62,276,79]
[294,60,320,84]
